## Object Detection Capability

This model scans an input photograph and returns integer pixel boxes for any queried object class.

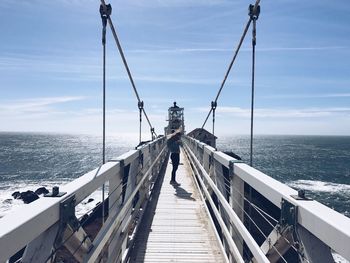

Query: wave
[287,180,350,194]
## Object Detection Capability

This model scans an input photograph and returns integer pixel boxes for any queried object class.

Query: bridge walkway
[129,149,225,262]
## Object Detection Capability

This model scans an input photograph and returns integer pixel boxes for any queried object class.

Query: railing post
[107,160,123,261]
[229,160,244,257]
[109,161,123,218]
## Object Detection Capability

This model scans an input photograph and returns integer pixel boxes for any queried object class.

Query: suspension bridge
[1,1,350,262]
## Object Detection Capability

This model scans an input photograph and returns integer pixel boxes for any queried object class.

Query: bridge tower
[165,102,184,135]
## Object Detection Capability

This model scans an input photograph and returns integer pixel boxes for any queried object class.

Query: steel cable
[201,0,260,129]
[211,162,279,225]
[187,146,299,261]
[186,147,290,263]
[210,161,305,257]
[44,153,158,262]
[204,168,289,263]
[100,0,157,138]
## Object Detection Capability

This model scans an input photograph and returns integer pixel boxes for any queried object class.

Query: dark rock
[20,191,39,204]
[12,191,21,199]
[35,187,49,195]
[87,198,94,203]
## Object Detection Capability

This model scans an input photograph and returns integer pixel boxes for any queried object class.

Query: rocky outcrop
[35,187,49,195]
[12,191,21,199]
[20,191,39,204]
[11,190,39,204]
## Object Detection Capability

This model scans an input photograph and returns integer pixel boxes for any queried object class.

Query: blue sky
[0,0,349,137]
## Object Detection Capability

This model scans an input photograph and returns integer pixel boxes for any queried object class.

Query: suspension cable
[249,4,260,167]
[99,3,111,225]
[100,0,157,139]
[201,0,260,130]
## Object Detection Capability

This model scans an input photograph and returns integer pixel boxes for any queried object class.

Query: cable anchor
[249,4,259,47]
[211,101,217,136]
[150,127,155,140]
[138,101,144,143]
[138,101,144,117]
[211,101,217,111]
[99,4,112,45]
[248,4,260,21]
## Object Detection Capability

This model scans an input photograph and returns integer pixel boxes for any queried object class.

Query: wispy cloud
[194,106,350,118]
[124,0,230,8]
[255,46,347,52]
[128,48,231,54]
[0,96,86,113]
[134,75,221,85]
[262,93,350,99]
[0,102,166,135]
[0,53,99,75]
[127,46,347,54]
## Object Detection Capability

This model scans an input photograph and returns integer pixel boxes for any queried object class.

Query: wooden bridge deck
[130,150,225,262]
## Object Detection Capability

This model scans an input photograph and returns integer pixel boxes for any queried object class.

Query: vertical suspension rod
[248,3,260,237]
[249,4,260,167]
[100,3,111,224]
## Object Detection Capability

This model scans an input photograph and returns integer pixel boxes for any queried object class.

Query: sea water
[0,132,136,218]
[0,132,349,219]
[217,135,350,218]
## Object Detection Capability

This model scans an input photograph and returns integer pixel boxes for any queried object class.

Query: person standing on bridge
[167,129,182,185]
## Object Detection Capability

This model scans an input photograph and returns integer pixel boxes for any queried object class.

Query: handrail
[0,137,167,263]
[0,163,120,262]
[184,146,245,263]
[85,145,167,262]
[183,135,350,262]
[184,142,269,262]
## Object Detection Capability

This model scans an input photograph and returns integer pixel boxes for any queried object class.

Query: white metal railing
[0,137,168,263]
[183,135,350,263]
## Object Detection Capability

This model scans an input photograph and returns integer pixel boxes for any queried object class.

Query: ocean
[0,132,135,218]
[0,132,349,220]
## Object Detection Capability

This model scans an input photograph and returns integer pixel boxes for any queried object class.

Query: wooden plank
[129,149,225,263]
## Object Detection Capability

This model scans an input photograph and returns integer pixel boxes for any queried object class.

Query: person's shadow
[173,185,196,201]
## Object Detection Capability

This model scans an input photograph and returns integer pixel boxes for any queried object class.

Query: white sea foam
[287,180,350,193]
[333,252,350,263]
[0,180,67,218]
[0,180,104,219]
[75,188,105,218]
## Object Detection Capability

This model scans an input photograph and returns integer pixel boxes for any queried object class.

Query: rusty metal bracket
[55,195,80,246]
[280,198,298,229]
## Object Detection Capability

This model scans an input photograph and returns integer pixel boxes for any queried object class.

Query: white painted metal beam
[0,137,166,263]
[184,144,270,263]
[184,147,243,263]
[234,164,350,260]
[0,161,120,263]
[83,146,166,263]
[184,136,350,261]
